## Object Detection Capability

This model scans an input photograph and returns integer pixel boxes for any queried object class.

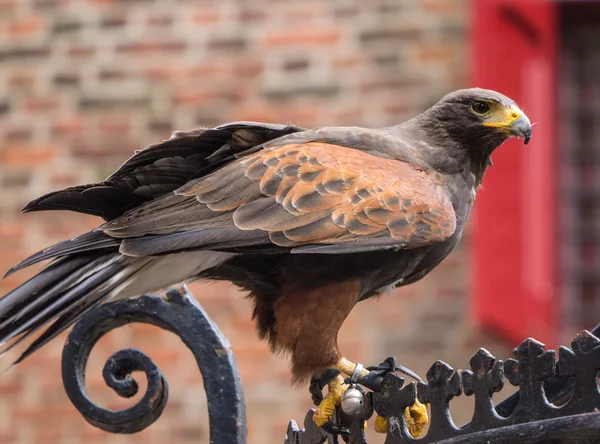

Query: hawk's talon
[313,375,347,429]
[405,399,428,438]
[374,401,428,437]
[313,357,428,437]
[320,419,349,436]
[374,414,388,434]
[312,394,336,426]
[309,369,340,405]
[367,356,424,384]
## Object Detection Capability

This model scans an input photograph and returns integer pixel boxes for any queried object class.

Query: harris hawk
[0,88,531,434]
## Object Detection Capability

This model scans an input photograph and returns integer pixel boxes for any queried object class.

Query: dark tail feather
[14,292,107,364]
[0,254,121,344]
[0,256,88,323]
[0,252,141,370]
[4,230,120,278]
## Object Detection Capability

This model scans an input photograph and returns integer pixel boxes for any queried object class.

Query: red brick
[13,406,46,421]
[332,106,363,124]
[35,424,63,442]
[69,46,96,58]
[0,433,17,443]
[149,348,185,366]
[423,0,460,13]
[81,423,111,440]
[287,105,319,126]
[25,96,60,112]
[192,10,221,25]
[144,63,231,82]
[384,102,411,117]
[416,43,460,62]
[332,54,364,69]
[7,71,36,90]
[143,67,172,81]
[116,41,187,54]
[0,223,26,239]
[98,116,131,134]
[232,344,271,360]
[172,90,210,107]
[0,0,16,14]
[147,14,173,27]
[9,17,43,37]
[0,379,22,394]
[0,144,56,165]
[72,139,137,159]
[48,173,80,187]
[188,62,230,77]
[282,4,324,22]
[232,105,280,123]
[21,351,61,368]
[239,8,266,23]
[234,59,263,77]
[52,117,85,135]
[231,316,257,333]
[4,126,32,141]
[264,28,341,47]
[42,223,87,238]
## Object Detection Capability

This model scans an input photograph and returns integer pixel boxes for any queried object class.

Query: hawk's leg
[335,357,429,438]
[312,374,347,427]
[268,280,427,435]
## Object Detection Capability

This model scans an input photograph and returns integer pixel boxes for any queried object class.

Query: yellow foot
[405,399,428,438]
[313,375,347,426]
[374,414,388,433]
[335,357,428,438]
[337,357,370,380]
[375,402,428,438]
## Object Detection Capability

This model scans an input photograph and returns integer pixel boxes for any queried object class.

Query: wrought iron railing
[55,286,600,443]
[61,286,246,442]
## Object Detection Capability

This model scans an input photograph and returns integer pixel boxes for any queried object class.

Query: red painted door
[471,0,558,346]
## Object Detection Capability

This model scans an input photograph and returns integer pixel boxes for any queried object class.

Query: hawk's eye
[471,101,490,114]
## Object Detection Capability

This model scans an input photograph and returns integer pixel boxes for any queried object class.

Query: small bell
[341,386,364,415]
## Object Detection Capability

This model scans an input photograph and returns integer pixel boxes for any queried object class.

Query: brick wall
[0,1,513,443]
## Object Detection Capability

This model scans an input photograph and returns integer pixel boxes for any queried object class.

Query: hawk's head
[432,87,531,144]
[420,87,532,180]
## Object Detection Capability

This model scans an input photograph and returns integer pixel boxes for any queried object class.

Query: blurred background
[0,0,598,443]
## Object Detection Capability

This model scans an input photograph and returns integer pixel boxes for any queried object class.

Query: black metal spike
[462,348,506,431]
[503,338,556,423]
[416,361,461,441]
[372,374,416,443]
[556,331,600,415]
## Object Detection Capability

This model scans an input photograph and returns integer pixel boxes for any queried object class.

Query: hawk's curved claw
[309,369,341,405]
[367,356,424,384]
[374,414,388,434]
[405,398,428,438]
[374,399,428,437]
[320,419,349,436]
[339,357,428,438]
[312,375,347,429]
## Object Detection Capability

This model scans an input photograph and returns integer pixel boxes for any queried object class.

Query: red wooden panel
[471,0,558,346]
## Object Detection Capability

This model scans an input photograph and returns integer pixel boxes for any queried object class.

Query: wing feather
[23,122,305,220]
[172,141,456,251]
[103,141,456,253]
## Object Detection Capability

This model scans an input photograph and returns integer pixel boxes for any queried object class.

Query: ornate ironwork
[61,285,246,442]
[57,284,600,443]
[287,331,600,444]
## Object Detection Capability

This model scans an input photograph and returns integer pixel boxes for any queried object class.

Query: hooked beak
[509,113,532,145]
[483,106,532,145]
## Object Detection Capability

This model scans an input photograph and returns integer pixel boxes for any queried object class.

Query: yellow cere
[482,104,523,129]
